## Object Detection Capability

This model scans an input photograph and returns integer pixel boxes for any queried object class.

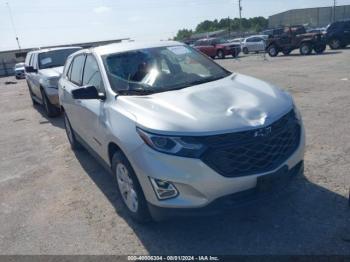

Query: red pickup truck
[193,38,241,59]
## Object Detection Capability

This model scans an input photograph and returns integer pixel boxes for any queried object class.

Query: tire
[217,49,225,59]
[112,151,151,223]
[243,47,249,54]
[210,56,216,59]
[299,42,312,55]
[41,88,60,117]
[63,112,82,150]
[267,45,279,57]
[329,38,341,49]
[314,43,326,54]
[282,49,291,56]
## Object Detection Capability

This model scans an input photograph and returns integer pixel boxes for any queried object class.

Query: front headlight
[42,77,59,88]
[136,128,205,158]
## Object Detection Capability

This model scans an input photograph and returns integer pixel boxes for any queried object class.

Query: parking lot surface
[0,49,349,255]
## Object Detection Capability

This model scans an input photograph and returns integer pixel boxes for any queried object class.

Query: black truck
[265,25,327,57]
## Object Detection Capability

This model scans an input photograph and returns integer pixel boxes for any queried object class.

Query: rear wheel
[267,45,279,57]
[41,89,60,117]
[314,43,326,54]
[299,42,312,55]
[329,38,341,49]
[112,151,151,223]
[217,49,225,59]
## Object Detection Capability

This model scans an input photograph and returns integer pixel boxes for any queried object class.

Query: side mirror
[72,85,105,100]
[25,66,37,73]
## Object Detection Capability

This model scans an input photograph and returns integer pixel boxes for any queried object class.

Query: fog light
[149,177,178,200]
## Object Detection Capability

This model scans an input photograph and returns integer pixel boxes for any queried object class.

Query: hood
[39,66,64,78]
[15,67,25,72]
[118,74,293,135]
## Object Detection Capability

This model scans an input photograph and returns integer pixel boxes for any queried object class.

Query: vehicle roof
[27,46,81,55]
[92,41,185,56]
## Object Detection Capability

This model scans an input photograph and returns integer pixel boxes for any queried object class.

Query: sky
[1,0,350,51]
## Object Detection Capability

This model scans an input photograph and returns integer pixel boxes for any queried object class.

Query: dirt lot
[0,49,349,255]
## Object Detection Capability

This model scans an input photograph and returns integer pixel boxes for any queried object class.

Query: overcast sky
[1,0,350,51]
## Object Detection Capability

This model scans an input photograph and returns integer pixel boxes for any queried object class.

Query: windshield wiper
[117,88,155,96]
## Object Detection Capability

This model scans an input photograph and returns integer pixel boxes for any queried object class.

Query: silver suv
[25,47,81,117]
[58,41,305,222]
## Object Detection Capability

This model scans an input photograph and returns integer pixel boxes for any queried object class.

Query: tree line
[174,17,268,40]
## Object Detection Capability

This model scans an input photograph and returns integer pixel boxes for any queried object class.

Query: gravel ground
[0,48,349,255]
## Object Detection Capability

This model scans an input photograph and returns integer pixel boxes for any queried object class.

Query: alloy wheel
[116,163,139,213]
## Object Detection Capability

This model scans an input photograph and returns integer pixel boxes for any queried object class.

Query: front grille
[198,110,301,177]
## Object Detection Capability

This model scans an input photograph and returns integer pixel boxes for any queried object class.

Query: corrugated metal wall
[269,5,350,28]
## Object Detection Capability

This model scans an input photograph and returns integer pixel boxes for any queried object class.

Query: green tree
[174,29,193,41]
[174,16,268,39]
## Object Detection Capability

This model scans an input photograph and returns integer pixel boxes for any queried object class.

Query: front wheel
[41,89,60,117]
[267,45,279,57]
[243,47,249,54]
[112,151,151,223]
[299,42,312,55]
[329,38,341,49]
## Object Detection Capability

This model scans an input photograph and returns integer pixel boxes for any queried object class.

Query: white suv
[25,47,81,117]
[58,41,305,222]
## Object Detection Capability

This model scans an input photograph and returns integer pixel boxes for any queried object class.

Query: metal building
[0,38,129,77]
[269,5,350,28]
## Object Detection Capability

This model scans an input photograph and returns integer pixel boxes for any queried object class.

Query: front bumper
[148,161,304,220]
[129,124,305,214]
[15,71,25,79]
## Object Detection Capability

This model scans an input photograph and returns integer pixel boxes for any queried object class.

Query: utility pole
[238,0,243,36]
[333,0,337,22]
[6,2,21,50]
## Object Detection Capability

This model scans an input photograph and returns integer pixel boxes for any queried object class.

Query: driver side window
[82,55,105,93]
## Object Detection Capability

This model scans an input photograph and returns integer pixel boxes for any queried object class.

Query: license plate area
[257,166,290,193]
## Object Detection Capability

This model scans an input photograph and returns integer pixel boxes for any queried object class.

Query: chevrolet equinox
[58,41,305,222]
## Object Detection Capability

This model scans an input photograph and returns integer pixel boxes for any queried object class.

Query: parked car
[241,35,268,54]
[14,62,25,79]
[265,25,326,57]
[325,20,350,49]
[24,46,81,117]
[193,38,241,59]
[59,41,305,222]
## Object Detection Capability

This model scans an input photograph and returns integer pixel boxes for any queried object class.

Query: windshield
[103,45,231,94]
[38,48,81,69]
